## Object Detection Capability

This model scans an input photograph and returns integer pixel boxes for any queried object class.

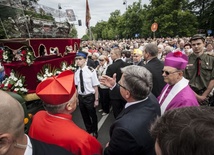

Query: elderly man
[0,90,73,155]
[101,65,160,155]
[185,34,214,105]
[132,49,144,66]
[150,106,214,155]
[158,51,199,115]
[29,70,103,155]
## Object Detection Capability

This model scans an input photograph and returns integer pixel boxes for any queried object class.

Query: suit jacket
[144,57,166,97]
[87,58,96,69]
[104,94,161,155]
[132,60,145,66]
[30,138,73,155]
[106,59,129,99]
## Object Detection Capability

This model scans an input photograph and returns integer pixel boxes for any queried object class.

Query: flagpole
[86,0,91,40]
[89,27,92,40]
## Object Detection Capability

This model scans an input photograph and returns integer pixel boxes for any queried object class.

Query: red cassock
[29,111,103,155]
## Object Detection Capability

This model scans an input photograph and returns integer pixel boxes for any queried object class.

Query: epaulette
[88,66,94,72]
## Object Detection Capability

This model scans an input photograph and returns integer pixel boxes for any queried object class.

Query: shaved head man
[0,90,72,155]
[0,90,27,155]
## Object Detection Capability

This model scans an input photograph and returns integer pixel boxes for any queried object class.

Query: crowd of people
[1,34,214,155]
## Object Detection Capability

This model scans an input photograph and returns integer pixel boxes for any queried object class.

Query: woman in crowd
[96,55,110,116]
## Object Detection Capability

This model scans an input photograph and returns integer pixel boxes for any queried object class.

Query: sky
[38,0,150,38]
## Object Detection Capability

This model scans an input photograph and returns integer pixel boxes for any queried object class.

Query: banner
[85,0,91,29]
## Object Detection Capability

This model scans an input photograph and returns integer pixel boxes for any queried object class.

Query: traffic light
[78,20,82,26]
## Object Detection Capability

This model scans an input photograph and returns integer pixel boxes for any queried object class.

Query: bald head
[0,91,24,137]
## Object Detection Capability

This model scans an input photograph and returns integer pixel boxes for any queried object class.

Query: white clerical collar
[125,97,148,109]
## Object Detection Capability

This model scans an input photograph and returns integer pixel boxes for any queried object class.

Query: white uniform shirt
[75,65,100,95]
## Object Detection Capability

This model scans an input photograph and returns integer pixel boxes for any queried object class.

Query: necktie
[196,57,201,76]
[80,70,85,93]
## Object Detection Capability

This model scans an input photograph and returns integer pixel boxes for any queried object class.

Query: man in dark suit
[0,90,73,155]
[106,46,129,118]
[144,43,166,97]
[101,65,161,155]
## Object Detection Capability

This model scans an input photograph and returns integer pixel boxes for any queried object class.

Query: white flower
[18,83,23,87]
[20,87,28,92]
[56,71,61,74]
[37,75,44,81]
[14,88,20,91]
[47,73,53,76]
[26,58,31,63]
[3,55,8,59]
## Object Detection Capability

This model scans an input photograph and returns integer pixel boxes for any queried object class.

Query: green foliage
[91,0,212,39]
[69,26,78,38]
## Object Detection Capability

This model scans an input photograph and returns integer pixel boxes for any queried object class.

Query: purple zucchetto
[164,51,188,70]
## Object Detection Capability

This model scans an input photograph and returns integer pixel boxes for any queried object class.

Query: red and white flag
[85,0,91,29]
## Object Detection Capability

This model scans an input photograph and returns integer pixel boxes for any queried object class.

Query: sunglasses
[162,70,179,76]
[99,59,104,61]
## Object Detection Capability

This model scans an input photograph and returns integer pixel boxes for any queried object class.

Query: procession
[0,0,214,155]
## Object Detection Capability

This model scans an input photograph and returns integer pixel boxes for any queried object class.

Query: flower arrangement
[2,46,35,65]
[37,61,77,82]
[0,70,28,96]
[20,47,36,66]
[37,64,58,82]
[2,47,13,63]
[60,61,76,72]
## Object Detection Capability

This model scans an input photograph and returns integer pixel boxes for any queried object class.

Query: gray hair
[121,65,153,100]
[43,102,67,114]
[112,47,122,57]
[145,43,158,56]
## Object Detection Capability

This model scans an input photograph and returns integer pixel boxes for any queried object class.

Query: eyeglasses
[75,57,83,60]
[99,59,104,61]
[162,70,179,76]
[118,81,128,90]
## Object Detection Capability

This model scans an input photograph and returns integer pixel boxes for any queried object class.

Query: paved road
[72,104,115,148]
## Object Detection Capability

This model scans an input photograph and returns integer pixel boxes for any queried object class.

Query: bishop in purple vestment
[158,51,199,115]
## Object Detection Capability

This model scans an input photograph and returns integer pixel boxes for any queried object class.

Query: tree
[69,25,78,38]
[145,0,198,37]
[188,0,214,34]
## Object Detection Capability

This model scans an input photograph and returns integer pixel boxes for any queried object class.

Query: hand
[196,94,208,105]
[94,100,99,107]
[100,73,116,88]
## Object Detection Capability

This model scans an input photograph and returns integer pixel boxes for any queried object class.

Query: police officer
[74,51,100,138]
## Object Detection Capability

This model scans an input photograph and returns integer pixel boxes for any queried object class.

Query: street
[72,104,115,148]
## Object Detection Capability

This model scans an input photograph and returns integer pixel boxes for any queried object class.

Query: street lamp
[58,3,62,22]
[123,0,127,10]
